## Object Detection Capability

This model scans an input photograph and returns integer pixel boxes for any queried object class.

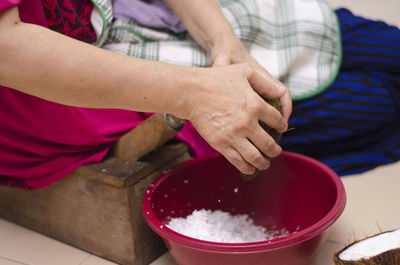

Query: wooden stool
[0,142,190,265]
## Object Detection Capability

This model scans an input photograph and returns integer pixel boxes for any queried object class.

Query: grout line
[326,238,344,244]
[0,256,30,265]
[78,254,92,265]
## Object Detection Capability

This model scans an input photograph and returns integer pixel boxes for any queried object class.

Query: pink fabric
[0,0,21,13]
[19,0,48,26]
[0,0,215,189]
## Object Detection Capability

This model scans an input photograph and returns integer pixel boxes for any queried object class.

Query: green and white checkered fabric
[90,0,341,100]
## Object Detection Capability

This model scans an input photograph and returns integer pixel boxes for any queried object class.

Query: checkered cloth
[90,0,341,100]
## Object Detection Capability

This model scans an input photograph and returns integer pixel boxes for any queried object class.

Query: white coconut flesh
[339,229,400,261]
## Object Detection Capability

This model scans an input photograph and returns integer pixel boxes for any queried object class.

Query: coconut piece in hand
[241,98,282,181]
[334,228,400,265]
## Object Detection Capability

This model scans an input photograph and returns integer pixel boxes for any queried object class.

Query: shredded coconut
[166,209,292,243]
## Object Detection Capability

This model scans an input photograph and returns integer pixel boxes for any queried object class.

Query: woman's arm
[164,0,234,57]
[163,0,292,120]
[0,7,190,115]
[0,6,287,175]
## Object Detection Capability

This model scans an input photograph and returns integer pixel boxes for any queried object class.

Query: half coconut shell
[334,228,400,265]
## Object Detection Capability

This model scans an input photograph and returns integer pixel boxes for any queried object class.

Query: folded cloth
[281,9,400,176]
[91,0,342,101]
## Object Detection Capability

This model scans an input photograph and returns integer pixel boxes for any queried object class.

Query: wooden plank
[85,142,189,188]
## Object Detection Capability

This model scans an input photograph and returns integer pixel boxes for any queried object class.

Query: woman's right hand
[181,63,288,175]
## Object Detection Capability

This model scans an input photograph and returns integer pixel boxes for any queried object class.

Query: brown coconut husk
[241,98,282,181]
[259,98,283,144]
[334,229,400,265]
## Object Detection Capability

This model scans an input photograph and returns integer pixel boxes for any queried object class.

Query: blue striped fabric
[281,8,400,176]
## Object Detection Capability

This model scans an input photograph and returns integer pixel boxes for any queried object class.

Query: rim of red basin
[142,151,346,253]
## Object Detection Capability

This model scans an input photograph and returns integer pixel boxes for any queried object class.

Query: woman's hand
[182,63,288,175]
[162,0,292,173]
[210,35,292,121]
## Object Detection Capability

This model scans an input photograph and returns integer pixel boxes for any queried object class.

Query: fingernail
[278,123,288,133]
[276,145,282,154]
[246,168,256,175]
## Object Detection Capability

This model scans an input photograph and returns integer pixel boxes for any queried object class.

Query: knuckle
[208,134,224,147]
[261,140,282,158]
[243,116,254,128]
[242,63,253,76]
[247,151,261,163]
[261,141,273,155]
[237,115,253,130]
[230,156,243,166]
[262,140,274,151]
[269,144,282,158]
[251,100,264,115]
[245,150,268,170]
[231,156,254,174]
[251,153,270,170]
[225,129,235,139]
[225,149,240,163]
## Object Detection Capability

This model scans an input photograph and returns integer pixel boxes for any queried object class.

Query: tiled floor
[1,0,399,265]
[0,218,116,265]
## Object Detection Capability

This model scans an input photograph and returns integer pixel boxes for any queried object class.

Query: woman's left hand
[163,0,292,120]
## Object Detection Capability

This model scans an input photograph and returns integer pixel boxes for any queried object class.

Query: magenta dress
[0,0,214,189]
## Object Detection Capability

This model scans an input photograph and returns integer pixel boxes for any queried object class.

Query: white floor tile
[0,218,89,265]
[312,241,342,265]
[149,252,175,265]
[0,257,27,265]
[80,255,118,265]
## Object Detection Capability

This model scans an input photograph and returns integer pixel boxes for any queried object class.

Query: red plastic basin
[143,151,346,265]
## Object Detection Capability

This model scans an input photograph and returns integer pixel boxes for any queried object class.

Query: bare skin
[164,0,292,121]
[0,2,291,175]
[164,0,292,172]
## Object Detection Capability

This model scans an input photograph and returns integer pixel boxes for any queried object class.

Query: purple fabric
[112,0,186,33]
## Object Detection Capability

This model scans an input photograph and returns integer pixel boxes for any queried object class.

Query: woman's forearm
[164,0,239,56]
[0,7,192,117]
